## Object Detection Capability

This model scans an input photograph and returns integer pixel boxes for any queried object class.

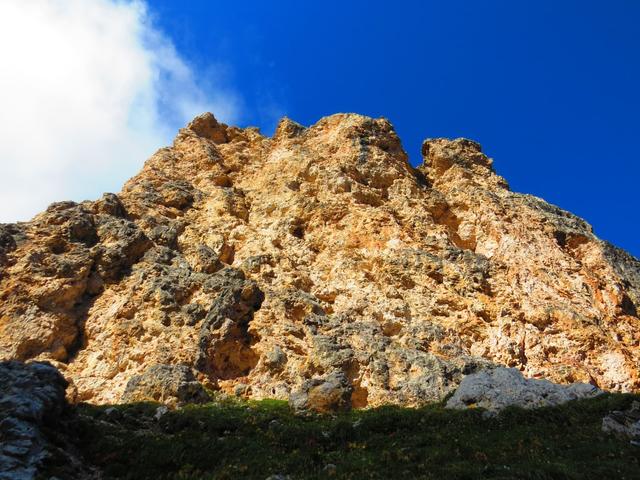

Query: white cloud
[0,0,240,222]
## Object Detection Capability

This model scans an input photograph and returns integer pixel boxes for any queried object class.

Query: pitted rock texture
[0,361,95,480]
[1,112,639,409]
[289,372,353,414]
[445,367,602,414]
[121,364,211,407]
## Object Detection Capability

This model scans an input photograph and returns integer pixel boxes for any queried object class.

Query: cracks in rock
[346,360,369,408]
[64,292,98,363]
[196,269,264,382]
[432,206,477,252]
[619,293,638,317]
[553,230,590,254]
[1,196,156,364]
[518,332,528,367]
[208,328,260,380]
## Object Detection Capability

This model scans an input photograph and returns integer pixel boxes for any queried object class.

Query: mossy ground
[73,393,640,480]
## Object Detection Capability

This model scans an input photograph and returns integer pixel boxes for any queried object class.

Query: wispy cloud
[0,0,241,222]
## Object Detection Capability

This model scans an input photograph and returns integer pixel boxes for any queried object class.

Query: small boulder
[602,401,640,446]
[289,372,352,414]
[445,367,601,414]
[121,364,210,407]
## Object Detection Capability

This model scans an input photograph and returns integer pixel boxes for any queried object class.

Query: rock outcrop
[1,112,639,410]
[445,367,602,414]
[602,401,640,445]
[289,371,353,414]
[121,364,211,407]
[0,361,96,480]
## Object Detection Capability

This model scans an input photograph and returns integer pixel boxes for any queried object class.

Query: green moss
[74,393,640,480]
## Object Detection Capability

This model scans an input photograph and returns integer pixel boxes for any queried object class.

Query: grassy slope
[72,394,640,480]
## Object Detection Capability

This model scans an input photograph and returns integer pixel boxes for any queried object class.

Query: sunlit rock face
[1,112,638,408]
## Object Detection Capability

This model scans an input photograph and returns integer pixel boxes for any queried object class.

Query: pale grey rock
[445,367,602,414]
[154,405,170,421]
[602,401,640,446]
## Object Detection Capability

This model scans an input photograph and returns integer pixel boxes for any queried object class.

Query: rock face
[0,112,639,409]
[0,361,95,479]
[445,367,602,413]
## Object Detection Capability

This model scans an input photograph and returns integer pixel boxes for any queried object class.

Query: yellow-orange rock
[1,112,638,408]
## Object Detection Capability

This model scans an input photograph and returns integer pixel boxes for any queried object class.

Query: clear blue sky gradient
[152,0,639,257]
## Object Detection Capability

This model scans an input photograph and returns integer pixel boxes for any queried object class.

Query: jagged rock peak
[273,116,306,140]
[0,111,638,411]
[185,112,229,143]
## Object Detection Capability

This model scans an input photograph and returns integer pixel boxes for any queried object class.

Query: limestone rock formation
[0,112,639,410]
[289,371,353,414]
[445,367,602,414]
[0,361,96,480]
[121,364,211,407]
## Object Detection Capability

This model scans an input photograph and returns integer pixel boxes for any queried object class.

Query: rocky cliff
[1,112,638,409]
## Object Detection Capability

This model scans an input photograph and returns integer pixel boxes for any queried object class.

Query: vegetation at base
[74,393,640,480]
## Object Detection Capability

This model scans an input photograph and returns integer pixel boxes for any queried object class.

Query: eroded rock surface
[289,372,353,414]
[0,361,96,480]
[445,367,602,414]
[1,112,639,409]
[121,364,211,407]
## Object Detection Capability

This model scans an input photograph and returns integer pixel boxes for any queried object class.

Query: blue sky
[149,0,639,257]
[0,1,637,258]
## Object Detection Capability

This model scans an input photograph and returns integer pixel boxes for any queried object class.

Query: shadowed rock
[121,364,210,407]
[0,361,97,479]
[289,372,353,414]
[602,401,640,446]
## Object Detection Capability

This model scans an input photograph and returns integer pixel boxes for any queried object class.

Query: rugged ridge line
[0,112,638,409]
